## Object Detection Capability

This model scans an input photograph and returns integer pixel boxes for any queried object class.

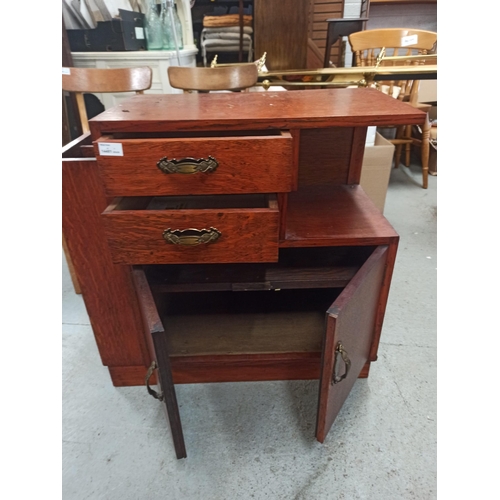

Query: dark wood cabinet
[63,88,425,458]
[254,0,310,70]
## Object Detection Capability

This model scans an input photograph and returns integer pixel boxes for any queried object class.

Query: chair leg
[394,126,404,168]
[404,125,412,167]
[420,115,431,189]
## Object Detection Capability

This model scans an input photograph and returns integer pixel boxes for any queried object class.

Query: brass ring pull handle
[157,156,219,174]
[145,361,164,401]
[163,227,221,246]
[332,342,351,385]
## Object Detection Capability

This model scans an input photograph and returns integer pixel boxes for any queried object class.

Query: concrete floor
[62,161,436,499]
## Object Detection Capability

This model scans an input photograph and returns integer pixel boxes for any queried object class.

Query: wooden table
[62,88,425,458]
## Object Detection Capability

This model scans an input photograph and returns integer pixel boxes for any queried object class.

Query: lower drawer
[101,194,279,264]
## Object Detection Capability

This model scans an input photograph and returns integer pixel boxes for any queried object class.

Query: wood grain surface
[283,185,399,247]
[62,135,151,369]
[316,245,388,442]
[254,0,309,70]
[88,88,426,136]
[95,132,293,196]
[101,196,279,264]
[131,267,187,459]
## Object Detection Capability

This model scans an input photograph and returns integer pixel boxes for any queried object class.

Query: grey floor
[62,161,436,499]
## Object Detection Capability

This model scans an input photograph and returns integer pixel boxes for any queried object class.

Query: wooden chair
[348,28,437,188]
[62,66,153,293]
[167,64,258,92]
[62,66,153,133]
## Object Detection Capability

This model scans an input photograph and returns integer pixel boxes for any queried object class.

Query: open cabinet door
[316,246,388,442]
[131,267,187,459]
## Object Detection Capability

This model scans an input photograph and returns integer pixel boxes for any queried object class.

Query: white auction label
[98,143,124,156]
[401,35,418,47]
[135,27,145,40]
[62,67,71,75]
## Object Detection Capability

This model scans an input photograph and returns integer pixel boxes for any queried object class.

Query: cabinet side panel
[62,156,151,369]
[369,238,399,361]
[347,126,368,184]
[298,128,353,187]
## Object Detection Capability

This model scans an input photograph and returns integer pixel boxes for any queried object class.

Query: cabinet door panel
[131,267,187,459]
[316,245,388,442]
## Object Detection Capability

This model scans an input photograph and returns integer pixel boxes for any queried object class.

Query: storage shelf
[160,287,337,357]
[282,184,399,247]
[146,246,374,293]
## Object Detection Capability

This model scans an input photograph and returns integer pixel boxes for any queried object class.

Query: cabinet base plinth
[107,360,372,386]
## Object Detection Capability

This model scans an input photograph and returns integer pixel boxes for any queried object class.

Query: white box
[365,126,377,146]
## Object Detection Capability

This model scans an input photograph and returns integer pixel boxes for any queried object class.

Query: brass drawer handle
[332,342,351,385]
[163,227,221,246]
[145,361,164,401]
[157,156,219,174]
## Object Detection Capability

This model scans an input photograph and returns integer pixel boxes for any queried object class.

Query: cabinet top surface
[89,88,426,134]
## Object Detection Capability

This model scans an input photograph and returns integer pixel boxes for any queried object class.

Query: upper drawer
[94,131,294,196]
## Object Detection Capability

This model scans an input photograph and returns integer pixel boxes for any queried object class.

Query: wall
[342,0,437,67]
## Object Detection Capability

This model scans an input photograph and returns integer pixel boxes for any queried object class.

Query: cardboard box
[360,132,395,213]
[417,79,437,104]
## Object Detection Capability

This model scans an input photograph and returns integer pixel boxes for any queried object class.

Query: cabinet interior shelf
[146,246,374,293]
[160,287,333,358]
[284,184,398,247]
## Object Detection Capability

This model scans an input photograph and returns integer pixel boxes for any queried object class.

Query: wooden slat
[106,359,372,385]
[150,265,358,293]
[309,0,345,55]
[171,353,321,383]
[313,12,342,22]
[315,21,341,30]
[314,4,343,13]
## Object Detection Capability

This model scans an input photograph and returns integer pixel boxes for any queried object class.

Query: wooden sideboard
[62,88,425,458]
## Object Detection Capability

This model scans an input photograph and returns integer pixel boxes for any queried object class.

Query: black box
[67,9,148,52]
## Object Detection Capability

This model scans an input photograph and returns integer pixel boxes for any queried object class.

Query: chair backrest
[62,66,153,133]
[167,65,258,92]
[348,28,437,103]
